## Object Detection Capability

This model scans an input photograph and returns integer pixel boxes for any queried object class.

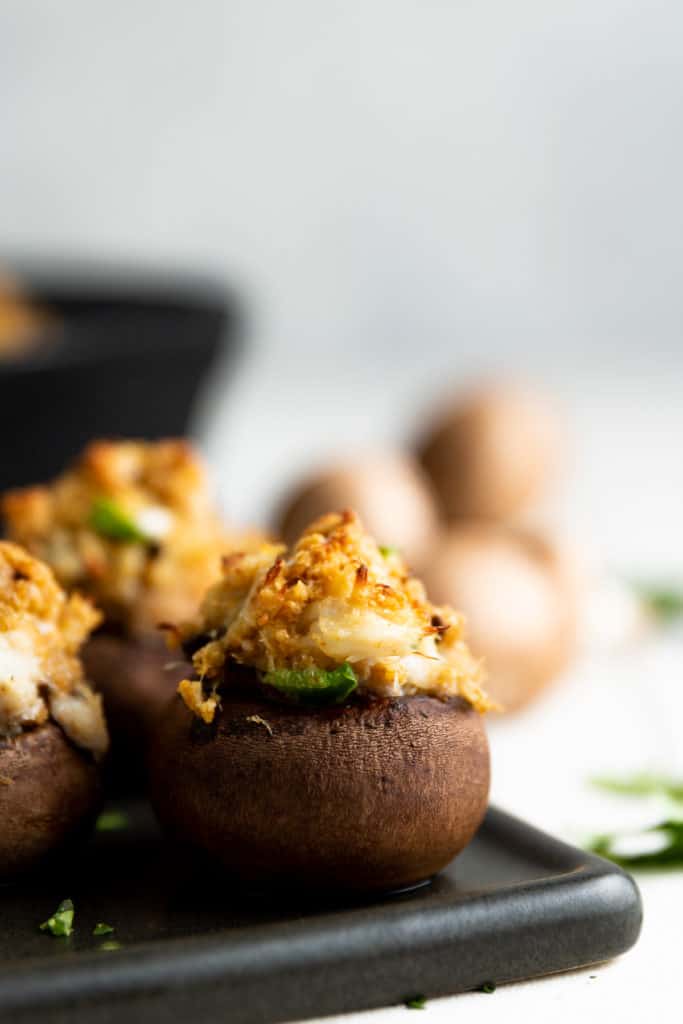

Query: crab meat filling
[176,511,493,721]
[0,542,108,757]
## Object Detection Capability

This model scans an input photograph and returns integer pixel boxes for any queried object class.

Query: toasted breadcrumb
[178,678,219,725]
[2,440,258,634]
[0,541,108,756]
[177,511,493,720]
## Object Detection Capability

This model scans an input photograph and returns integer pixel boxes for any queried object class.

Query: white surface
[3,0,683,563]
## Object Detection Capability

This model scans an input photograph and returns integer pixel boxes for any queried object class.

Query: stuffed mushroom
[149,510,493,892]
[0,541,108,879]
[2,439,237,784]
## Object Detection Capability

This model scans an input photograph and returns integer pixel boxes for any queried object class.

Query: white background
[2,3,683,1020]
[3,1,682,567]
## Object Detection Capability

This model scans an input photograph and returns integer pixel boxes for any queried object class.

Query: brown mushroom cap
[148,685,490,892]
[82,631,189,791]
[0,722,102,880]
[276,453,440,570]
[422,523,577,712]
[418,386,562,521]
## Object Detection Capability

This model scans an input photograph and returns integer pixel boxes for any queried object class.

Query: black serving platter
[0,800,641,1024]
[0,268,240,491]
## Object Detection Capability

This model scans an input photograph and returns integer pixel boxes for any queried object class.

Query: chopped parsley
[405,996,427,1010]
[96,809,130,832]
[99,940,122,951]
[480,982,496,994]
[633,582,683,623]
[261,663,358,705]
[589,820,683,869]
[93,923,114,936]
[588,770,683,869]
[89,498,148,543]
[379,545,400,559]
[40,899,75,937]
[591,774,683,802]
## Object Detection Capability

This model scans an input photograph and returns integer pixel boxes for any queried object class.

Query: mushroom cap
[418,386,562,521]
[149,686,490,892]
[82,631,189,791]
[0,722,102,879]
[422,523,577,712]
[276,453,439,570]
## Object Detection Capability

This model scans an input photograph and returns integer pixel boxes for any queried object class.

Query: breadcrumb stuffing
[177,678,219,725]
[2,439,254,634]
[0,542,108,757]
[177,511,493,719]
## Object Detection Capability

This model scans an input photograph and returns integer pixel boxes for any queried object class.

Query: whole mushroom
[422,523,577,712]
[418,385,563,522]
[276,453,439,571]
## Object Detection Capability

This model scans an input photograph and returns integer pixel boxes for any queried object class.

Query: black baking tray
[0,800,642,1024]
[0,266,240,491]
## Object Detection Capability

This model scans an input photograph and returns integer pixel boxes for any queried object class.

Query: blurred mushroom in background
[417,384,563,523]
[273,382,579,714]
[275,452,440,571]
[422,522,578,712]
[0,273,51,358]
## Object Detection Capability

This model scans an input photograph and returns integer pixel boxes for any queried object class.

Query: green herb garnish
[588,820,683,869]
[480,982,496,994]
[591,774,683,802]
[261,663,358,705]
[405,996,427,1010]
[633,582,683,623]
[40,899,75,937]
[93,923,114,936]
[89,498,148,543]
[99,940,122,951]
[379,545,400,559]
[96,809,130,832]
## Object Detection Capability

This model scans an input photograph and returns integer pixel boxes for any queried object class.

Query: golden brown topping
[0,275,50,357]
[276,453,439,570]
[177,679,219,725]
[178,512,493,720]
[2,439,239,633]
[0,542,107,756]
